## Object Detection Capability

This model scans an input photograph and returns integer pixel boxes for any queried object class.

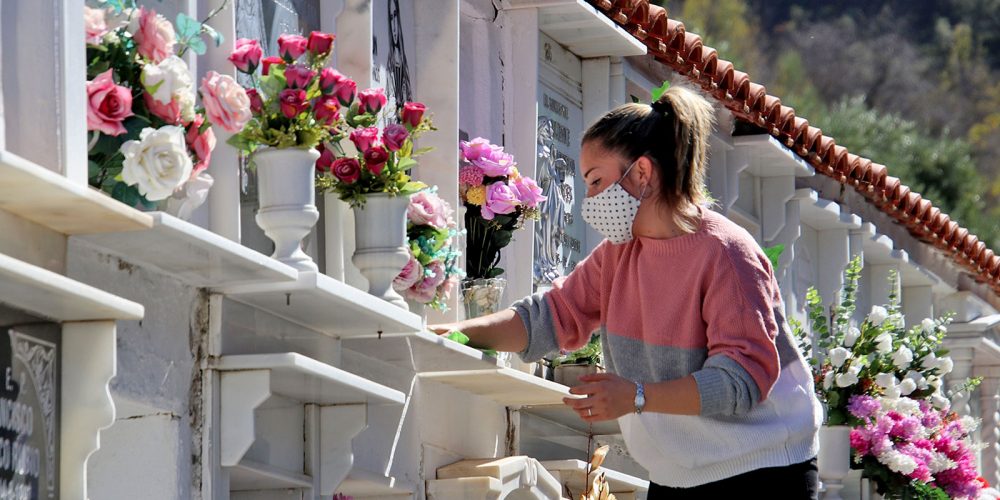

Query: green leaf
[445,331,470,345]
[486,267,505,278]
[400,181,427,194]
[175,13,201,39]
[106,0,127,13]
[88,160,102,179]
[396,157,417,171]
[651,80,671,102]
[186,36,208,56]
[763,243,785,270]
[630,95,640,103]
[202,24,225,47]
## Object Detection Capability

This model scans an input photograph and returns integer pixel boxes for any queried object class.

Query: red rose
[313,95,341,126]
[332,157,361,184]
[277,34,308,61]
[332,74,357,106]
[364,145,389,175]
[315,143,335,173]
[401,102,426,128]
[278,88,309,118]
[245,88,263,115]
[307,31,335,57]
[318,68,339,95]
[382,123,409,152]
[349,127,379,152]
[357,87,387,114]
[284,64,316,89]
[229,38,263,74]
[261,56,284,76]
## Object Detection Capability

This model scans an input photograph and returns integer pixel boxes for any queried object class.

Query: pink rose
[330,72,357,106]
[318,68,337,95]
[400,102,426,128]
[307,31,335,57]
[364,146,389,175]
[409,260,447,303]
[134,8,176,63]
[393,254,423,291]
[313,95,341,126]
[332,157,361,184]
[357,88,387,114]
[246,88,263,115]
[511,176,547,208]
[261,56,284,76]
[84,7,109,45]
[143,91,183,125]
[460,137,500,162]
[277,34,308,61]
[315,143,335,173]
[481,182,519,220]
[200,71,252,133]
[278,88,309,118]
[473,147,515,177]
[382,124,409,152]
[284,64,316,89]
[408,190,450,228]
[185,115,216,176]
[349,127,379,152]
[229,38,263,74]
[87,69,134,136]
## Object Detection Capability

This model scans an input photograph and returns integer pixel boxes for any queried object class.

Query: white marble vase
[352,193,412,309]
[253,147,321,272]
[818,425,852,500]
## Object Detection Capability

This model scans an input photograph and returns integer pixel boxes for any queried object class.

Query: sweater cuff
[692,355,762,416]
[510,291,560,363]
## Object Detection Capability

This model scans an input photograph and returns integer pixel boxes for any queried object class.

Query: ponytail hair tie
[651,99,671,116]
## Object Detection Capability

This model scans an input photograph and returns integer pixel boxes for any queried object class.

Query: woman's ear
[635,155,657,186]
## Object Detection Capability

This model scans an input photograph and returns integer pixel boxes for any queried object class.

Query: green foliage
[762,243,784,271]
[464,206,525,280]
[650,81,671,102]
[553,334,603,367]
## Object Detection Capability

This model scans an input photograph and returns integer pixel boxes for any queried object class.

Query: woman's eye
[589,178,600,187]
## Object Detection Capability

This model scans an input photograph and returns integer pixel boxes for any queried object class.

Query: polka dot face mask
[581,160,646,245]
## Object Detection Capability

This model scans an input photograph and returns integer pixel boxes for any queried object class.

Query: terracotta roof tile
[585,0,999,294]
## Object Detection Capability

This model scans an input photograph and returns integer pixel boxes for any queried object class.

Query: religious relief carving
[534,117,579,285]
[9,330,57,497]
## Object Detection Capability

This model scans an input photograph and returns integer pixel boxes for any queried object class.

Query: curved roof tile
[585,0,998,294]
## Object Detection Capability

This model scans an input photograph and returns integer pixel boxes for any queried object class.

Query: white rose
[120,126,193,201]
[165,172,213,220]
[835,371,859,388]
[875,373,898,389]
[921,353,938,370]
[875,333,894,354]
[869,306,889,326]
[921,318,936,334]
[905,370,927,390]
[844,327,861,347]
[931,392,950,410]
[829,347,850,368]
[883,385,902,399]
[892,346,913,370]
[898,378,917,396]
[928,375,942,390]
[141,56,194,105]
[936,356,954,375]
[822,371,834,390]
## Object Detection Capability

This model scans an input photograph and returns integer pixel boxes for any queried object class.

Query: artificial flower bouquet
[85,0,241,215]
[793,257,988,498]
[393,189,464,311]
[458,138,546,279]
[315,96,435,207]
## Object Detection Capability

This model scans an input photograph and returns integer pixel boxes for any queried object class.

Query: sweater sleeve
[692,241,781,417]
[512,242,606,362]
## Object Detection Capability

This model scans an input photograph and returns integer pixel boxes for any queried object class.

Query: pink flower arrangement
[848,394,985,499]
[459,137,546,279]
[85,2,233,211]
[393,190,464,311]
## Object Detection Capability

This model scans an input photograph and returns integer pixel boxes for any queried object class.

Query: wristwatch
[633,381,646,414]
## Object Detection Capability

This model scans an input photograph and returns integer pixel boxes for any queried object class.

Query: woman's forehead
[580,143,625,175]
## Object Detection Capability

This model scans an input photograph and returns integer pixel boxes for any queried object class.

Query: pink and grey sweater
[512,209,821,487]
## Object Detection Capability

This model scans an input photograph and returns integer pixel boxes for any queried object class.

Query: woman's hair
[581,84,716,233]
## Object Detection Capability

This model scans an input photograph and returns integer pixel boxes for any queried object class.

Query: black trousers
[647,458,819,499]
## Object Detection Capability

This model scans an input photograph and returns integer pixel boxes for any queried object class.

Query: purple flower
[382,123,409,152]
[407,260,447,303]
[511,176,547,208]
[481,182,519,220]
[474,150,515,177]
[460,137,500,162]
[890,416,922,441]
[847,395,881,419]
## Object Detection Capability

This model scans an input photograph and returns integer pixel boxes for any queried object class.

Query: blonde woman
[433,86,821,498]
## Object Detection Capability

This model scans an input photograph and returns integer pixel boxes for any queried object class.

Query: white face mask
[581,161,647,245]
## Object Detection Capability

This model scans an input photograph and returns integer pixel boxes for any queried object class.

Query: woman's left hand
[563,372,638,422]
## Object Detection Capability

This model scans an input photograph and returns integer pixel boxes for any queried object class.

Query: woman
[433,85,822,498]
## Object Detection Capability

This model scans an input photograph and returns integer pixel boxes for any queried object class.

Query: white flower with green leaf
[892,346,913,370]
[869,305,889,326]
